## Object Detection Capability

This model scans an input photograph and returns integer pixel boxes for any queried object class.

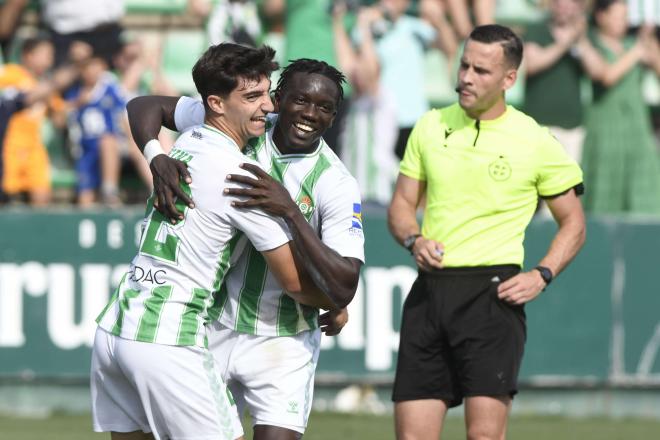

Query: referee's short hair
[468,24,523,70]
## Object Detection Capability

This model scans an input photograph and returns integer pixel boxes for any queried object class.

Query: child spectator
[65,55,126,207]
[0,37,65,206]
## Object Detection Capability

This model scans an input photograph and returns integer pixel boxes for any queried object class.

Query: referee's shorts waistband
[419,264,521,277]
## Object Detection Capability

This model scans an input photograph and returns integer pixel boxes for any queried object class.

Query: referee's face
[457,40,517,118]
[273,72,339,153]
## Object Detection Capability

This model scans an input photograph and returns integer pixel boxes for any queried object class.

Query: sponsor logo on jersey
[127,265,167,285]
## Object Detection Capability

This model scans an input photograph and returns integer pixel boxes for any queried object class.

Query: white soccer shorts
[208,322,322,434]
[91,327,244,440]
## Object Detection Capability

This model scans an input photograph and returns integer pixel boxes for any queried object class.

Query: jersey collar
[202,124,242,152]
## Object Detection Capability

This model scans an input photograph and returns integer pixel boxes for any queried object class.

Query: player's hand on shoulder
[319,308,349,337]
[497,270,546,305]
[225,162,298,218]
[151,154,194,223]
[412,237,444,272]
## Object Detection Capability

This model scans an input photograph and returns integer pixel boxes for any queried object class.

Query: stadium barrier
[0,208,659,388]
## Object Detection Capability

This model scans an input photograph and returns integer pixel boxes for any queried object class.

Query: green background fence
[0,209,659,385]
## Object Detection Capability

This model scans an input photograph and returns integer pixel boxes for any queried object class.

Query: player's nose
[261,95,274,113]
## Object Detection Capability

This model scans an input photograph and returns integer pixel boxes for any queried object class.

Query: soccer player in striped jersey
[127,59,364,440]
[91,44,330,440]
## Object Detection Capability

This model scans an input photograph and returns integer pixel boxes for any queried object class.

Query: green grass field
[1,412,659,440]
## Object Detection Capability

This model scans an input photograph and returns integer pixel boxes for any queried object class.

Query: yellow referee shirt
[400,103,583,267]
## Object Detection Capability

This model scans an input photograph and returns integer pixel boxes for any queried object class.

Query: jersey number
[139,183,191,263]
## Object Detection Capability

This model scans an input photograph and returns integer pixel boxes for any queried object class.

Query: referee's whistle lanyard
[472,120,481,147]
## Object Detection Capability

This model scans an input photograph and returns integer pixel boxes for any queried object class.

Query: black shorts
[392,265,526,408]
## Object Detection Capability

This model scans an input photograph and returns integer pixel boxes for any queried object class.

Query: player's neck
[205,117,245,151]
[466,99,507,121]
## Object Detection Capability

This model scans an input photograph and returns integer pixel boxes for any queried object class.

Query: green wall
[0,209,659,386]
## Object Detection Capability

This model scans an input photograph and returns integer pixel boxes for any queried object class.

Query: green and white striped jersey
[175,97,365,337]
[96,125,292,347]
[340,88,399,205]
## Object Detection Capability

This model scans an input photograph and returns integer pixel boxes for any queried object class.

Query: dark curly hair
[274,58,346,104]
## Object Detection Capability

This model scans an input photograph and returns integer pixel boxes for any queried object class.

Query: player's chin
[248,120,267,136]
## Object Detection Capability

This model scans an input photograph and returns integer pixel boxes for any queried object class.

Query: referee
[388,24,586,440]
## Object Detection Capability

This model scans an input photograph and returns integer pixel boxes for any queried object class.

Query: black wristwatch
[534,266,553,287]
[403,234,422,254]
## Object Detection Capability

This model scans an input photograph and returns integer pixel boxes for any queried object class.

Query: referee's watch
[534,266,553,287]
[403,234,422,254]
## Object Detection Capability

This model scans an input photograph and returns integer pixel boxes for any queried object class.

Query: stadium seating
[161,29,208,95]
[124,0,187,14]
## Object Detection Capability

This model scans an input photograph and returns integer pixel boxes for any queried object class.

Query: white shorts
[91,327,243,440]
[208,322,321,434]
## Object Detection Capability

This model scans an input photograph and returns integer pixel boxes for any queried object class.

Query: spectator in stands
[65,55,127,207]
[0,37,66,206]
[353,0,457,159]
[443,0,496,40]
[188,0,262,47]
[0,0,28,61]
[112,37,176,193]
[628,0,660,28]
[40,0,125,67]
[523,0,599,163]
[0,42,88,205]
[333,1,399,204]
[263,0,348,154]
[580,0,660,214]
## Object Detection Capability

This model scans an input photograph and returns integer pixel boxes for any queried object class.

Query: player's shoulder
[317,144,360,191]
[319,142,354,178]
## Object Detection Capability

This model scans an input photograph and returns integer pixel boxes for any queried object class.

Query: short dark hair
[593,0,621,14]
[468,24,523,69]
[275,58,346,104]
[21,37,51,56]
[192,43,278,109]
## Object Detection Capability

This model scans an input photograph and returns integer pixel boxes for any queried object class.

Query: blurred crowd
[0,0,659,214]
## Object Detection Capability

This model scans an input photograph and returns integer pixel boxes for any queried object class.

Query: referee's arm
[498,189,586,305]
[388,174,444,271]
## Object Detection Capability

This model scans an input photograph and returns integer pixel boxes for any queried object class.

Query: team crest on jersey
[298,196,313,215]
[488,156,511,181]
[350,203,363,233]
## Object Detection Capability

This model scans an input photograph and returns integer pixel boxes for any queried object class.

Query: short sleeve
[317,174,365,263]
[109,83,127,109]
[175,96,205,132]
[536,128,583,197]
[398,114,428,181]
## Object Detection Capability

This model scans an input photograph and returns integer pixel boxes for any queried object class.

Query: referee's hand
[497,271,546,305]
[411,237,444,272]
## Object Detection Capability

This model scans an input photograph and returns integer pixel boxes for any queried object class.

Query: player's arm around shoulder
[222,161,334,307]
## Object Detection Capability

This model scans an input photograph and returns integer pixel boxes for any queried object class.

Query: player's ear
[207,95,224,115]
[502,68,518,92]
